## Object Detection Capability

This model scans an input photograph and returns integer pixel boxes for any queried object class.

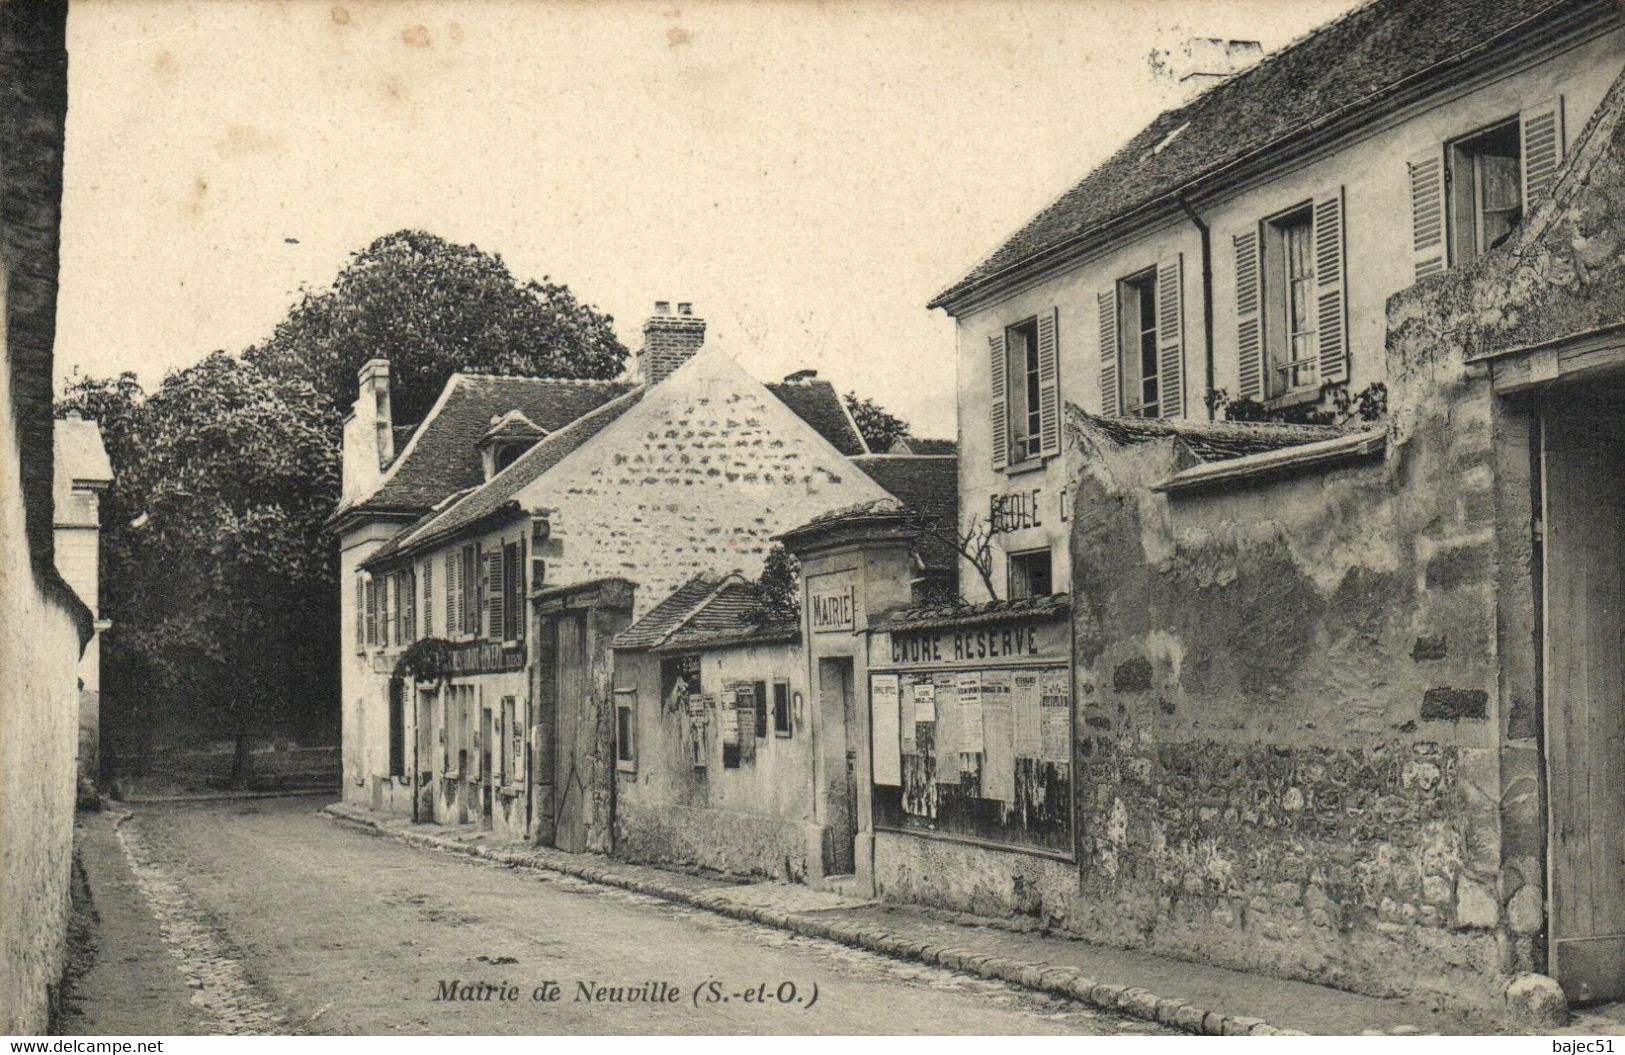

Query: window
[614,689,637,772]
[387,678,405,778]
[494,444,522,473]
[500,695,518,785]
[1118,270,1159,417]
[1448,118,1522,266]
[1262,205,1318,397]
[1008,548,1053,600]
[772,680,792,737]
[752,680,769,738]
[1004,318,1042,462]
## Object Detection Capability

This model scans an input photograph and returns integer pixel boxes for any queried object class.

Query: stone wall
[0,0,91,1032]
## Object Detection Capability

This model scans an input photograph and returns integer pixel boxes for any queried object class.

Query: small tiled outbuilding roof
[871,593,1071,634]
[930,0,1609,308]
[355,375,636,514]
[611,574,730,650]
[851,454,960,572]
[764,379,868,455]
[887,436,957,457]
[660,581,800,651]
[1079,410,1349,463]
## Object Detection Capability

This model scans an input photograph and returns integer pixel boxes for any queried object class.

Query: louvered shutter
[1097,289,1120,417]
[462,544,478,636]
[1156,254,1184,419]
[1313,186,1349,384]
[423,558,434,638]
[988,333,1008,470]
[405,569,416,642]
[1521,97,1565,209]
[1408,146,1447,280]
[445,550,460,640]
[516,537,527,641]
[1036,309,1061,455]
[355,576,364,648]
[365,578,376,646]
[486,548,505,643]
[1234,229,1263,400]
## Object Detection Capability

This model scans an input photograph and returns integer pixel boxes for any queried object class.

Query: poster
[957,671,983,754]
[870,674,902,787]
[719,689,739,747]
[900,681,918,756]
[1040,668,1071,764]
[1012,670,1042,758]
[980,670,1015,803]
[912,678,936,723]
[934,672,962,781]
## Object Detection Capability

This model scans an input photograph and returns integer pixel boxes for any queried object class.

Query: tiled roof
[871,593,1071,634]
[764,379,868,455]
[1077,409,1349,463]
[611,574,730,650]
[355,375,636,513]
[373,386,646,562]
[852,455,960,571]
[888,436,957,456]
[931,0,1608,308]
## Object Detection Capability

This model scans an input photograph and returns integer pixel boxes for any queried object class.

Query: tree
[745,544,801,626]
[61,355,342,785]
[844,391,911,453]
[248,229,628,424]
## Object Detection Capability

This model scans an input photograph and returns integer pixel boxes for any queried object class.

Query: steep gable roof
[352,375,635,514]
[611,573,731,650]
[851,454,960,572]
[763,378,868,455]
[613,574,799,652]
[931,0,1614,309]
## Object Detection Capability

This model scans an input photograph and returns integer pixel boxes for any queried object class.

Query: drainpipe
[1178,197,1216,420]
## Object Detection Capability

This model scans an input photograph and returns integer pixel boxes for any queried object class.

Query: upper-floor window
[1008,547,1053,600]
[1448,119,1522,266]
[1006,318,1042,462]
[1409,98,1564,281]
[988,310,1059,471]
[1263,205,1319,397]
[1097,255,1183,420]
[1118,270,1160,417]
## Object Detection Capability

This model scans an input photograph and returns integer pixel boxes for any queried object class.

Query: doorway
[1542,390,1625,1003]
[552,611,591,852]
[818,656,857,876]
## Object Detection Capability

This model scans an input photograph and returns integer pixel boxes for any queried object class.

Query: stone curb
[320,804,1301,1036]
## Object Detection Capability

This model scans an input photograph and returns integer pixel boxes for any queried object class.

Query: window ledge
[1151,429,1385,495]
[1264,387,1323,411]
[1002,457,1048,478]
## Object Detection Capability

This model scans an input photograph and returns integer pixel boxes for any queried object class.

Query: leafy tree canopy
[843,390,912,453]
[247,229,628,424]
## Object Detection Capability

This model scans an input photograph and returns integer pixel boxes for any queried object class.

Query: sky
[58,0,1361,437]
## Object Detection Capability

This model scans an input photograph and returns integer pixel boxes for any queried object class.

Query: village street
[60,796,1168,1036]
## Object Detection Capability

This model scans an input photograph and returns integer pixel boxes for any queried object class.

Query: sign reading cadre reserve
[809,584,857,633]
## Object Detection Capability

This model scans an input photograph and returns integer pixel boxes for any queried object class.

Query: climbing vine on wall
[1205,381,1388,426]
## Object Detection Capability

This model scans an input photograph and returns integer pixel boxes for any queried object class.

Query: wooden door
[553,612,590,852]
[1544,398,1625,1003]
[819,657,856,875]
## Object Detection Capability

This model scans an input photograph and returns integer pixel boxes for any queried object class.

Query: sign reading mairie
[809,584,857,633]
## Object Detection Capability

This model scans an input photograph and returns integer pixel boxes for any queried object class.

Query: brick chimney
[638,301,706,386]
[341,358,394,505]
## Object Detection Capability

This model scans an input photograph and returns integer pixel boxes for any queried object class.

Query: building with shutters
[931,0,1624,605]
[333,302,957,849]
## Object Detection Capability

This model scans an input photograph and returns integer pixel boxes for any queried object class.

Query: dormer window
[476,410,546,481]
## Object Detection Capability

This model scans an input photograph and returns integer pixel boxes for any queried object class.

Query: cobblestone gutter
[322,803,1302,1036]
[109,809,291,1035]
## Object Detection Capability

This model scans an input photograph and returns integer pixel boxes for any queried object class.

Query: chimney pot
[654,300,671,315]
[677,302,692,316]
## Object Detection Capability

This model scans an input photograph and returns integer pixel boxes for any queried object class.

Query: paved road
[70,796,1168,1035]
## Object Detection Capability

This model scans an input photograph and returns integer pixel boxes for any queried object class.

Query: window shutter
[355,576,364,648]
[515,537,526,641]
[423,559,433,639]
[1408,146,1447,280]
[1313,186,1349,384]
[486,549,505,643]
[1234,229,1263,400]
[1521,96,1565,209]
[988,333,1008,470]
[445,550,460,640]
[365,578,376,646]
[1156,254,1184,419]
[1036,308,1061,456]
[1097,288,1120,417]
[462,544,478,636]
[405,569,416,642]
